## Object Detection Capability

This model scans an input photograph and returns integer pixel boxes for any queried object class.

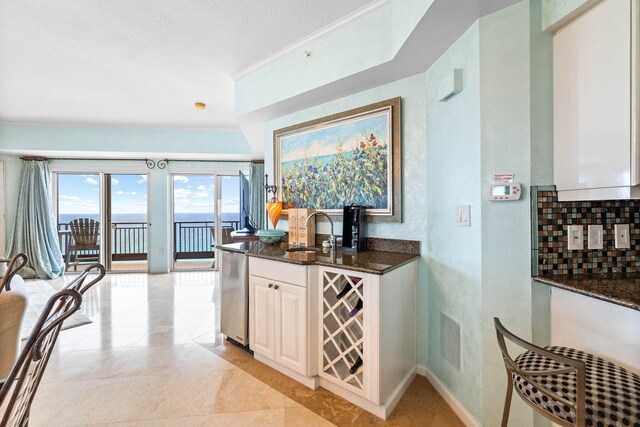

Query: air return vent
[438,69,463,102]
[440,312,461,370]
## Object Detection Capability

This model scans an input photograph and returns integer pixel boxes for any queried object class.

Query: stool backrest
[0,253,28,294]
[494,317,586,427]
[0,263,105,426]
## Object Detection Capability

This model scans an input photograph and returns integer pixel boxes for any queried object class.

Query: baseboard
[318,366,416,420]
[254,353,319,390]
[416,365,481,427]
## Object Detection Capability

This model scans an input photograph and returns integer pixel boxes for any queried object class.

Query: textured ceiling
[0,0,373,129]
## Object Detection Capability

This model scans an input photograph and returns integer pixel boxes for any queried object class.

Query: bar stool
[494,318,639,427]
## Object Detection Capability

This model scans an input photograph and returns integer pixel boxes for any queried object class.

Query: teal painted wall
[260,2,554,425]
[479,2,536,425]
[0,124,252,156]
[235,5,394,117]
[541,0,599,30]
[234,0,437,117]
[262,72,430,367]
[425,22,484,419]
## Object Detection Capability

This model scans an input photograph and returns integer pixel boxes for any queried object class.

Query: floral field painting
[274,98,400,221]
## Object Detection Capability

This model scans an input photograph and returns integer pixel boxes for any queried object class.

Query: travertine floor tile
[26,271,460,427]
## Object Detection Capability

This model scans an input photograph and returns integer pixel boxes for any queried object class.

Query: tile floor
[23,272,461,426]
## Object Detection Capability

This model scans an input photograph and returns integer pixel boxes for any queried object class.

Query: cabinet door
[275,282,307,375]
[554,0,632,192]
[249,276,275,360]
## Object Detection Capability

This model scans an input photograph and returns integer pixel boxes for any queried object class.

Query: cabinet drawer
[249,257,308,287]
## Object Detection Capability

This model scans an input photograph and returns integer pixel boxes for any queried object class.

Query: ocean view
[57,212,241,256]
[58,212,240,225]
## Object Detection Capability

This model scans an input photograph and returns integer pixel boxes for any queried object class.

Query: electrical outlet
[614,224,631,249]
[588,225,603,250]
[567,225,583,250]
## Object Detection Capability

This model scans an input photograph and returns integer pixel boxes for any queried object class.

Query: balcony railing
[58,220,239,262]
[173,220,239,260]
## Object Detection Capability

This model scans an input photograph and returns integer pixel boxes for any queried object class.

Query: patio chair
[494,317,640,427]
[66,218,100,271]
[0,263,105,426]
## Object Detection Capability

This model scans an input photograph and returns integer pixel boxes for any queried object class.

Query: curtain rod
[19,157,261,169]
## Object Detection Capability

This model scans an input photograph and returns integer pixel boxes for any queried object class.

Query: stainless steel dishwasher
[220,246,250,349]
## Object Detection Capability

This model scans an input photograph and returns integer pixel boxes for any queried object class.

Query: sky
[280,111,389,163]
[57,173,240,218]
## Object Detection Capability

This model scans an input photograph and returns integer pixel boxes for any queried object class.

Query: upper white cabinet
[553,0,640,201]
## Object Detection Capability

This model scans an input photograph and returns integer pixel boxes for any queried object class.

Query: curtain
[249,163,265,230]
[6,160,64,279]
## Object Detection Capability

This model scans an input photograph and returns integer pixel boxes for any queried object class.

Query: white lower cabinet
[250,276,309,375]
[248,256,418,420]
[249,276,276,360]
[275,282,307,373]
[316,264,417,419]
[248,258,317,383]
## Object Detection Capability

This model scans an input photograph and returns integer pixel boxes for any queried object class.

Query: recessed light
[194,102,206,110]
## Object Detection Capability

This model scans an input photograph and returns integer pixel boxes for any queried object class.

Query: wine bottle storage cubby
[321,270,365,392]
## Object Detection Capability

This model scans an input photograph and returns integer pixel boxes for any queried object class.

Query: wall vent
[440,312,461,370]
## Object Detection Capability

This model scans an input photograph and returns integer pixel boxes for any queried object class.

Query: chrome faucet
[305,212,336,249]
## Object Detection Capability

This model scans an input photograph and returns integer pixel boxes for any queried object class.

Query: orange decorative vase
[265,201,283,228]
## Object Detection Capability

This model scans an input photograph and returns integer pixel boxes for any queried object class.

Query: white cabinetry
[551,287,640,374]
[317,263,417,420]
[250,276,276,360]
[248,256,418,419]
[553,0,640,200]
[248,258,318,387]
[250,276,307,373]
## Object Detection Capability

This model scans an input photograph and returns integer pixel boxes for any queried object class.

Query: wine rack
[321,269,365,394]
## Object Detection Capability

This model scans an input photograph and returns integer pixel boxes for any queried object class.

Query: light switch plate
[614,224,631,249]
[455,205,470,227]
[588,225,603,250]
[567,225,583,250]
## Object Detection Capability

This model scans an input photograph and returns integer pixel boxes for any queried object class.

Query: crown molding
[231,0,392,80]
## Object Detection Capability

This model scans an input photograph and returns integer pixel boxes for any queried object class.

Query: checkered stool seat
[513,346,640,426]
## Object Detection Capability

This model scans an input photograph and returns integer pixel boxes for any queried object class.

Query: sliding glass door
[56,172,149,273]
[106,174,148,272]
[57,173,101,272]
[171,173,241,271]
[172,174,216,270]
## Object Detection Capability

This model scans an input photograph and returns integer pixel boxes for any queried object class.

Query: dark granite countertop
[533,274,640,311]
[218,241,420,275]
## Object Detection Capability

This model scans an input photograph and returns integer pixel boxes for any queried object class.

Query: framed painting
[273,97,401,223]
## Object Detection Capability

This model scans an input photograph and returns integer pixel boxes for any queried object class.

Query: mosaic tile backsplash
[534,188,640,275]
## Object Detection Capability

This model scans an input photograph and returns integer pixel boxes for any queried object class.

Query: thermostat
[487,183,521,201]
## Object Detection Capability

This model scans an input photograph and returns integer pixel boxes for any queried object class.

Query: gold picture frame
[273,97,401,223]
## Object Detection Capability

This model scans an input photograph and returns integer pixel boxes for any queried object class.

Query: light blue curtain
[7,160,65,279]
[249,163,265,230]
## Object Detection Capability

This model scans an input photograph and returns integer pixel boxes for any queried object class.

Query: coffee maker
[342,205,367,252]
